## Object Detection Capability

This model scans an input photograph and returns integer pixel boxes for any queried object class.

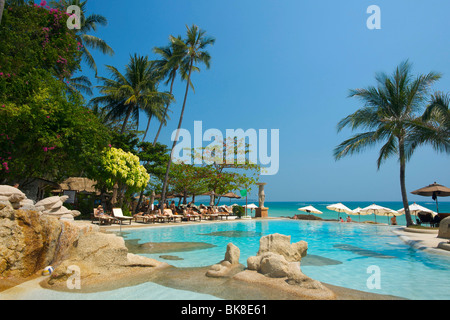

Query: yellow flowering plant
[97,147,150,209]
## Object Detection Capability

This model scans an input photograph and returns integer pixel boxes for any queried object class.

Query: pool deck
[393,227,450,255]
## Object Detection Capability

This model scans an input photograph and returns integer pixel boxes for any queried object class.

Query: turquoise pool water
[122,220,450,300]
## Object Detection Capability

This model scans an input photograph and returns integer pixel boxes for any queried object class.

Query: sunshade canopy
[397,203,436,216]
[411,182,450,197]
[350,207,371,216]
[360,204,397,216]
[221,192,241,199]
[298,205,323,214]
[326,203,353,214]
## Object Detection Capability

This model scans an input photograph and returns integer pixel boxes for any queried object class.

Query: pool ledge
[392,228,450,256]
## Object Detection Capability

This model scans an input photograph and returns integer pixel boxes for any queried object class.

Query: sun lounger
[171,215,182,223]
[203,213,219,220]
[91,209,114,225]
[135,214,156,224]
[183,213,202,222]
[112,208,133,225]
[218,213,229,220]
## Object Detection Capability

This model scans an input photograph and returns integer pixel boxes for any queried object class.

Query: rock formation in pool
[0,185,168,289]
[205,233,336,299]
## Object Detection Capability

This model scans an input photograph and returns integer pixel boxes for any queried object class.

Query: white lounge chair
[112,208,133,225]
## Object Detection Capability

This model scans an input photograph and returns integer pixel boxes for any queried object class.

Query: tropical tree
[151,36,197,144]
[91,54,172,134]
[414,92,450,145]
[334,61,442,226]
[93,147,150,210]
[50,0,114,75]
[159,25,215,213]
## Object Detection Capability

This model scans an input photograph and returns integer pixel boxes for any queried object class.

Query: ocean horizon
[201,199,450,226]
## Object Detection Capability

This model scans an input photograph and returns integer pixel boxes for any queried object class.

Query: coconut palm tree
[405,92,450,158]
[334,61,442,226]
[66,75,93,96]
[159,25,215,213]
[422,92,450,135]
[50,0,114,75]
[91,54,172,134]
[151,36,198,145]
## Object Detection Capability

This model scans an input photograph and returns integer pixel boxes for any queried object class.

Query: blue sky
[82,0,450,202]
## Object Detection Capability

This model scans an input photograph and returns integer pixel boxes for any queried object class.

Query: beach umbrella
[411,182,450,213]
[350,207,368,222]
[298,205,323,215]
[360,204,397,223]
[397,203,436,218]
[326,203,353,220]
[221,192,241,204]
[243,203,258,210]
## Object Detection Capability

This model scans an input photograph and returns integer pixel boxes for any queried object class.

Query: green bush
[232,205,245,218]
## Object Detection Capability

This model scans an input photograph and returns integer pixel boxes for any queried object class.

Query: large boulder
[438,217,450,239]
[0,185,26,209]
[244,233,333,297]
[0,202,87,278]
[257,233,308,262]
[206,243,244,278]
[35,195,80,219]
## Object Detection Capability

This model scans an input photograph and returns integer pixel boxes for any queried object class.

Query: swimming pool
[121,220,450,300]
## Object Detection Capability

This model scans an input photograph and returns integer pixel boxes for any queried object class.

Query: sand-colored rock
[206,243,244,278]
[257,233,308,262]
[232,270,335,300]
[438,217,450,239]
[242,233,335,299]
[45,231,170,290]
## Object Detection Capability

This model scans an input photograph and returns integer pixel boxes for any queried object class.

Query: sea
[206,199,450,226]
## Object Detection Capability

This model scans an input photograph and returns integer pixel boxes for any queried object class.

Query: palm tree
[50,0,114,75]
[151,36,197,145]
[91,54,171,134]
[423,92,450,135]
[66,75,93,96]
[141,92,170,142]
[406,92,450,157]
[159,25,215,213]
[334,61,442,226]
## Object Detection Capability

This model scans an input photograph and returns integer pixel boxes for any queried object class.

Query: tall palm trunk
[153,75,176,145]
[399,137,413,226]
[160,58,194,213]
[135,76,176,213]
[0,0,5,26]
[120,105,134,134]
[142,114,152,142]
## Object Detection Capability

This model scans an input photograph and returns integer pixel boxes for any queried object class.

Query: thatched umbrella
[411,182,450,213]
[221,192,241,204]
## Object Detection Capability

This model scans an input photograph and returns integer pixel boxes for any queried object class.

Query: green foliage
[0,75,110,182]
[91,54,172,134]
[167,163,209,199]
[92,147,149,206]
[232,205,245,217]
[0,3,82,87]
